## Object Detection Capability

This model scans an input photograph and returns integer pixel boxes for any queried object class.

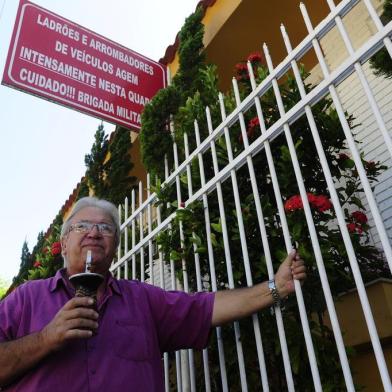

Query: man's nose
[87,224,102,237]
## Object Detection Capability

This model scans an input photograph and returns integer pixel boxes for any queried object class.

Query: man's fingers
[291,258,306,281]
[62,297,94,310]
[64,329,94,340]
[292,261,306,280]
[291,258,305,268]
[285,249,298,266]
[293,272,306,281]
[65,307,99,321]
[66,318,99,331]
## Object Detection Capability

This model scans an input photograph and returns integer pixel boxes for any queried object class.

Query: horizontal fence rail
[112,0,392,390]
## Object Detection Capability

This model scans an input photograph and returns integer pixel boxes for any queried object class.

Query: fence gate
[112,0,392,390]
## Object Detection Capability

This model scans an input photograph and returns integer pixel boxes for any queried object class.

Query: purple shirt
[0,269,214,391]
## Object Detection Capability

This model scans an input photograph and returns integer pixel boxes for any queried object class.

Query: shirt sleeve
[0,285,25,342]
[142,284,215,353]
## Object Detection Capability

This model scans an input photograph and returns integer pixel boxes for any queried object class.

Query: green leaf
[180,173,188,185]
[350,196,364,209]
[211,221,222,233]
[292,222,303,240]
[195,246,206,254]
[210,232,218,247]
[341,159,355,169]
[170,250,181,261]
[191,233,202,246]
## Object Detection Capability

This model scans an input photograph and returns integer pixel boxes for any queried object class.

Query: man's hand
[212,250,307,326]
[0,297,98,387]
[40,297,99,352]
[275,249,306,298]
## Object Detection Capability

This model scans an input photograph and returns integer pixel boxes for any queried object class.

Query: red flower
[235,62,249,81]
[347,222,363,234]
[235,63,248,72]
[351,211,367,224]
[247,118,259,139]
[365,161,378,174]
[309,194,332,212]
[247,52,263,64]
[33,261,42,268]
[248,117,260,132]
[284,193,332,213]
[365,161,376,169]
[250,117,259,127]
[338,153,350,161]
[51,242,62,256]
[284,195,303,212]
[240,117,260,142]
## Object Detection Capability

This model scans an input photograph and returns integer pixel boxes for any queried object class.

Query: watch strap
[268,279,281,306]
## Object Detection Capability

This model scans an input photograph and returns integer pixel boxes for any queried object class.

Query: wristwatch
[268,279,281,306]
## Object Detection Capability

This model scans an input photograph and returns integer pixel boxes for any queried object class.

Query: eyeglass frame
[67,221,117,237]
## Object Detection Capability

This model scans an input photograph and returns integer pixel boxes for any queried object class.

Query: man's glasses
[68,221,116,237]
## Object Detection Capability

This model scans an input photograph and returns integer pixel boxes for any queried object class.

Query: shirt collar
[49,268,122,296]
[107,272,121,296]
[49,268,69,293]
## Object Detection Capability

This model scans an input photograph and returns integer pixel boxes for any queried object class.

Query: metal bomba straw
[86,250,92,272]
[69,250,104,307]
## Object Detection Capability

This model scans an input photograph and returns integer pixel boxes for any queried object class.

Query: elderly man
[0,197,306,391]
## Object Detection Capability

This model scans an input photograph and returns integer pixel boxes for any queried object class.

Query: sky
[0,0,199,284]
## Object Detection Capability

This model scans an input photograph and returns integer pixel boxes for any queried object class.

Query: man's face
[61,206,117,276]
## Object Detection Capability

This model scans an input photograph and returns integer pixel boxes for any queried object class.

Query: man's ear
[60,237,67,257]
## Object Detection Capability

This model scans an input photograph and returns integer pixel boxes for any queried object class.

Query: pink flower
[33,261,42,268]
[347,223,356,233]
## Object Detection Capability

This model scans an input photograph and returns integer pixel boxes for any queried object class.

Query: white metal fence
[111,0,392,390]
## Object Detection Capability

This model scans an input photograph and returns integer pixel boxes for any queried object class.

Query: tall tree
[140,6,205,178]
[12,237,35,287]
[19,240,31,272]
[104,127,136,206]
[83,124,136,205]
[11,240,31,286]
[84,123,109,197]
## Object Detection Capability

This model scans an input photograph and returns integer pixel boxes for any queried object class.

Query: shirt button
[91,370,96,375]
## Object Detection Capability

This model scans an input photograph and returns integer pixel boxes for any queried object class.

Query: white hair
[61,197,120,245]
